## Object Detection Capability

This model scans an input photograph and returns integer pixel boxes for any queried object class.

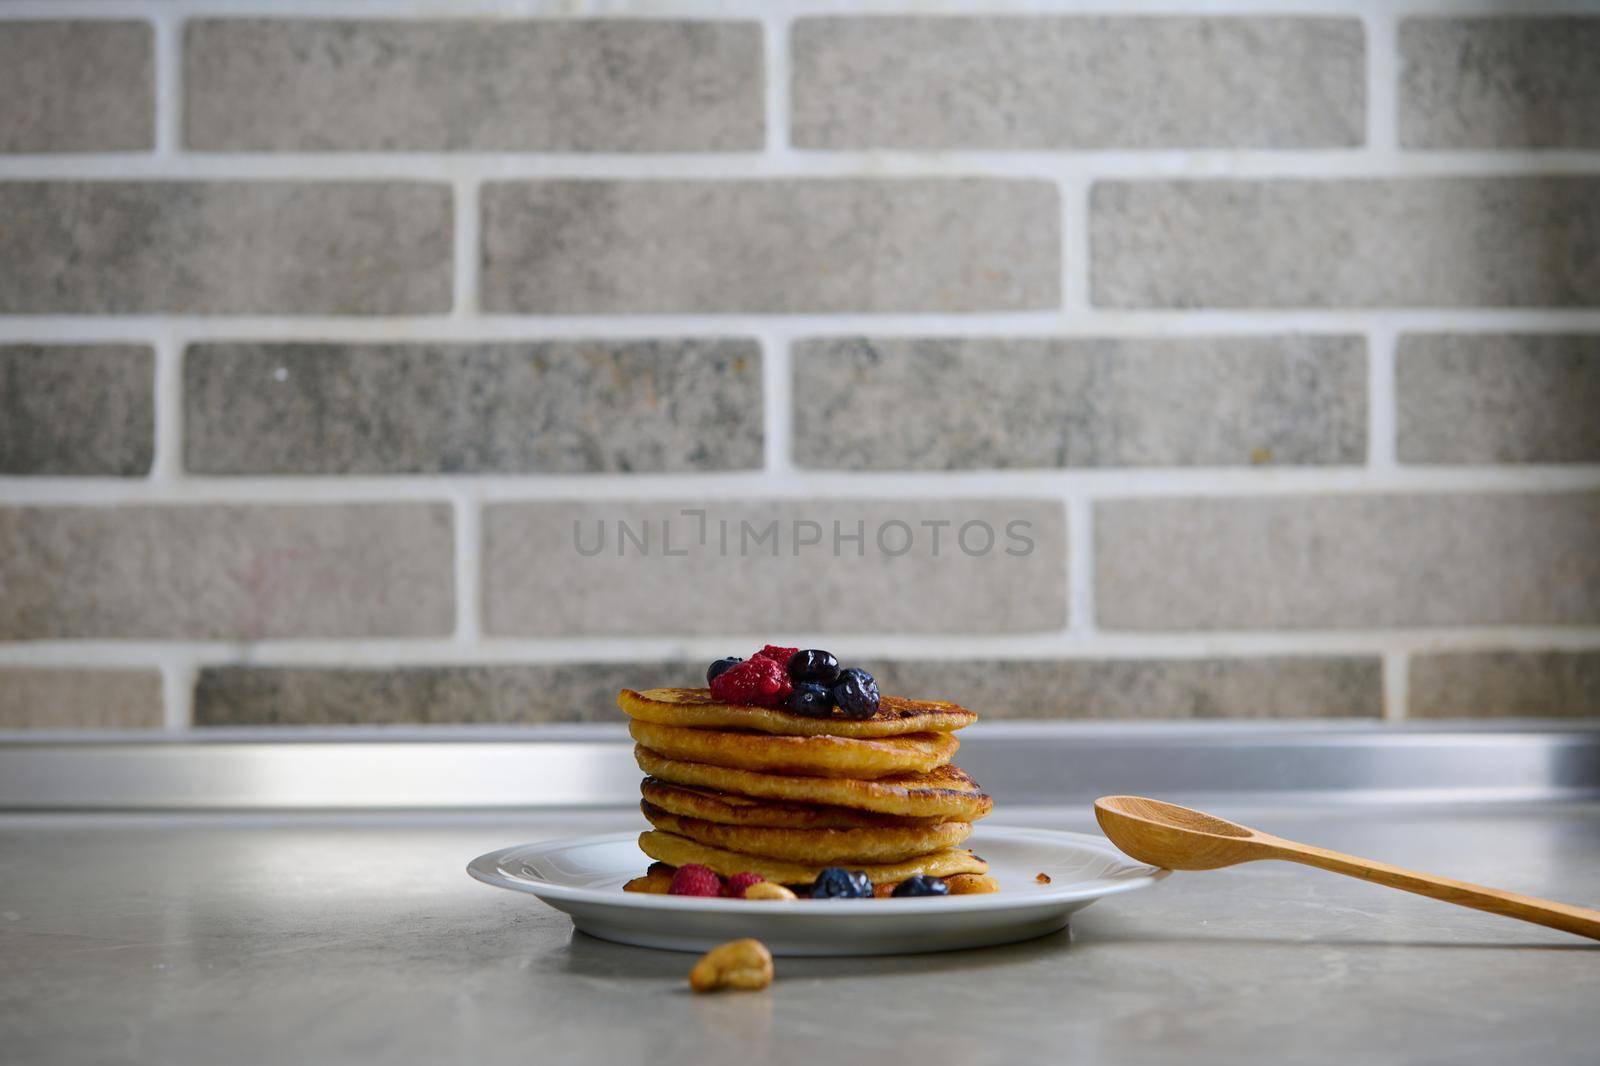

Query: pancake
[639,830,988,884]
[640,777,944,830]
[628,720,957,779]
[619,687,977,738]
[642,800,972,864]
[635,746,994,821]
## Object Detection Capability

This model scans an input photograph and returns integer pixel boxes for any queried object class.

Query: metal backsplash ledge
[3,723,1597,811]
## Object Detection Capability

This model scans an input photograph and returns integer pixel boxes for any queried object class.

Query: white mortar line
[160,656,196,730]
[451,178,479,317]
[1066,493,1094,635]
[1383,650,1409,721]
[4,150,1600,181]
[148,330,183,482]
[150,8,180,157]
[5,1,1599,22]
[760,331,793,475]
[763,10,788,153]
[4,465,1599,505]
[5,311,1598,343]
[1059,176,1089,314]
[1365,9,1400,152]
[451,488,482,644]
[4,629,1599,668]
[1367,323,1398,469]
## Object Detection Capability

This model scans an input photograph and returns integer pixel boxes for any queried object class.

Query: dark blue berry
[706,657,743,685]
[787,649,840,685]
[784,681,834,717]
[810,867,872,899]
[891,875,948,898]
[831,668,880,719]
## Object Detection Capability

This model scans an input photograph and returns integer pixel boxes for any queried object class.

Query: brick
[1095,492,1600,630]
[1091,178,1600,308]
[0,21,153,152]
[1410,650,1600,719]
[193,655,1379,724]
[1397,334,1600,464]
[0,504,453,639]
[184,19,762,152]
[194,662,705,726]
[0,345,153,476]
[483,499,1066,636]
[864,657,1382,719]
[0,182,451,314]
[793,16,1363,149]
[1401,17,1600,149]
[793,335,1365,470]
[481,179,1058,313]
[184,340,761,475]
[0,668,163,730]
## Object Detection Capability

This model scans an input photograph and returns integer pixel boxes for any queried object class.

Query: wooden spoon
[1094,794,1600,941]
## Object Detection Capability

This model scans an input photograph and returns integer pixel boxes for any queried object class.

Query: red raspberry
[753,645,799,668]
[668,864,724,897]
[709,656,793,707]
[724,872,765,898]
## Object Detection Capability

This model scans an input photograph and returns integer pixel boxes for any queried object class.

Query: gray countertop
[3,800,1597,1066]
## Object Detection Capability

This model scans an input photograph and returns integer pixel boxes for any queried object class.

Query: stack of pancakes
[619,687,993,889]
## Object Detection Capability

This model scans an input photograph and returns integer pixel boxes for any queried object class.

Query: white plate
[467,825,1167,955]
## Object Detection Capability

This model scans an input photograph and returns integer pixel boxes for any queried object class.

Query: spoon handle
[1263,839,1600,941]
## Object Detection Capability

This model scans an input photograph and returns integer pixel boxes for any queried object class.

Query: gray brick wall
[793,17,1365,149]
[1,345,153,476]
[184,340,763,474]
[0,22,153,153]
[2,6,1596,731]
[480,179,1058,313]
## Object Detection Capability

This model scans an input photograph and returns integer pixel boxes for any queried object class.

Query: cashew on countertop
[687,938,774,993]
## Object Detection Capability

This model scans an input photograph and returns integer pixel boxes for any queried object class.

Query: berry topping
[891,875,949,898]
[787,649,840,685]
[810,867,873,899]
[709,656,793,708]
[706,657,743,685]
[668,864,725,897]
[784,681,834,717]
[753,644,799,668]
[724,872,766,898]
[831,668,880,719]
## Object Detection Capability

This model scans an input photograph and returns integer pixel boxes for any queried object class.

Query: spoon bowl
[1094,795,1268,870]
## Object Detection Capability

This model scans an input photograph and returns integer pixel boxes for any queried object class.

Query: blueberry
[706,657,743,685]
[891,875,948,898]
[810,867,872,899]
[831,668,880,719]
[787,649,840,685]
[784,681,834,717]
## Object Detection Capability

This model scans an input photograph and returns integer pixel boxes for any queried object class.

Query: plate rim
[466,824,1168,915]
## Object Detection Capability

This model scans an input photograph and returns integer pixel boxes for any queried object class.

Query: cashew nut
[688,938,774,993]
[743,881,798,901]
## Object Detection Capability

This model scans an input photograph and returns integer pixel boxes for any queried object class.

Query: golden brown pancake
[639,778,943,830]
[619,687,977,738]
[638,830,988,884]
[642,800,972,864]
[628,719,957,779]
[635,746,994,821]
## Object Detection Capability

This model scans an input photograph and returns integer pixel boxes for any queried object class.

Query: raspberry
[724,872,765,898]
[710,656,793,707]
[668,864,724,897]
[753,644,799,668]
